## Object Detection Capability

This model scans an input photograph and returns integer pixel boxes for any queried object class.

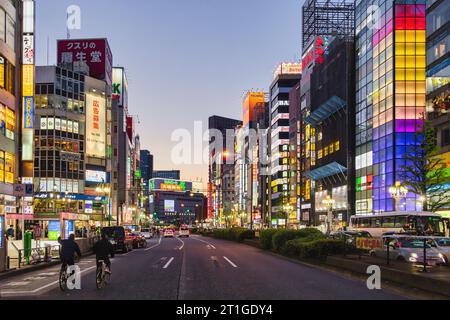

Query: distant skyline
[36,0,304,186]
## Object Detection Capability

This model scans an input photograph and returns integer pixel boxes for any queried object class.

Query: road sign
[13,184,33,197]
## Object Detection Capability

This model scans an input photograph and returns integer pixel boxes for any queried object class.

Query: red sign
[126,116,133,142]
[356,238,383,250]
[57,38,113,86]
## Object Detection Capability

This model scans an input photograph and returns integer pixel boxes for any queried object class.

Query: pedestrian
[6,225,14,240]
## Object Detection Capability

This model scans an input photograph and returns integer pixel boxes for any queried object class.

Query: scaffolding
[302,0,355,50]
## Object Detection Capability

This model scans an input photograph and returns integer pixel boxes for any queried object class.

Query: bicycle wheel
[96,267,104,289]
[59,265,68,291]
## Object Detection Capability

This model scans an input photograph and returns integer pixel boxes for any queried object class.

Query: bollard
[7,256,10,270]
[44,247,49,263]
[18,250,22,269]
[423,239,427,273]
[386,237,390,266]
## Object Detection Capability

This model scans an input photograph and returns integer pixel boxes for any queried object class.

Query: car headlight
[439,253,444,260]
[411,253,418,259]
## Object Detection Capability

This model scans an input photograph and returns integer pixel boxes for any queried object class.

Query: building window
[4,152,14,184]
[442,128,450,147]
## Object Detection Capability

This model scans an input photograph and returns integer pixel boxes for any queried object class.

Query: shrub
[283,238,347,259]
[272,228,324,252]
[210,228,255,242]
[237,229,255,242]
[260,229,278,250]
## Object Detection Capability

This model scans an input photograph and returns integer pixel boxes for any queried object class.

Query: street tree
[400,121,450,212]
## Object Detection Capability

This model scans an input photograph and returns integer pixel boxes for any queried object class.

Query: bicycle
[59,256,80,292]
[96,260,111,289]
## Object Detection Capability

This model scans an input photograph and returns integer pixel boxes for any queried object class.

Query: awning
[304,96,347,126]
[304,162,347,181]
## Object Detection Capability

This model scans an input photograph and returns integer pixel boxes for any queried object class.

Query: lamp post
[322,196,335,235]
[282,204,293,229]
[389,181,408,212]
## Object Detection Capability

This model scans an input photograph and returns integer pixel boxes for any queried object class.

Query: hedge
[260,229,278,250]
[211,228,255,242]
[272,228,324,252]
[282,238,347,259]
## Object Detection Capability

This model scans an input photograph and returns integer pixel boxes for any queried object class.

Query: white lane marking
[223,256,238,268]
[163,257,174,269]
[3,281,31,287]
[145,236,162,251]
[175,237,185,250]
[0,265,97,296]
[38,272,58,277]
[191,236,216,249]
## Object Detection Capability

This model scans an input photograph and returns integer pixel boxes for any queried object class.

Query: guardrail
[7,245,61,270]
[335,234,449,273]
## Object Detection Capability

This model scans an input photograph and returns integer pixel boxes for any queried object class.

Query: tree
[400,121,450,212]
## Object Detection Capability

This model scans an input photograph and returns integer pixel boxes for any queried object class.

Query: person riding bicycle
[93,233,115,273]
[58,234,82,268]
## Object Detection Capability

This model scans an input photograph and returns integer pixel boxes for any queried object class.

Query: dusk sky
[37,0,304,187]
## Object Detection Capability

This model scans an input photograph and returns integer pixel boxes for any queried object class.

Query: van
[102,226,133,253]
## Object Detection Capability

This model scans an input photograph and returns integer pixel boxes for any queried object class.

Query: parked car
[130,232,148,249]
[163,229,175,238]
[429,238,450,265]
[141,228,154,239]
[179,225,190,238]
[371,237,446,266]
[102,226,133,253]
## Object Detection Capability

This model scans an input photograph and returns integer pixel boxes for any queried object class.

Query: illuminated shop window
[0,150,4,183]
[5,152,14,184]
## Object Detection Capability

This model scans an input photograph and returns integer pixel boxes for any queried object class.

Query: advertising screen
[164,200,175,213]
[65,221,74,239]
[57,38,113,86]
[86,93,106,158]
[86,170,106,183]
[48,221,60,240]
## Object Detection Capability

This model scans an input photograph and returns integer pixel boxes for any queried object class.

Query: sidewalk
[0,260,61,281]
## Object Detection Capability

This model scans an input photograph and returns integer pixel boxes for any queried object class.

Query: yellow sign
[22,64,34,96]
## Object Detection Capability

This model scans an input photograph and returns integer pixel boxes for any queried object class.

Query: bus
[349,212,447,237]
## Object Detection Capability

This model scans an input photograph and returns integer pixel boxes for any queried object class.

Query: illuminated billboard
[274,63,302,78]
[149,179,193,192]
[112,67,128,106]
[86,170,107,183]
[243,92,265,127]
[85,93,106,158]
[164,200,175,213]
[57,38,113,86]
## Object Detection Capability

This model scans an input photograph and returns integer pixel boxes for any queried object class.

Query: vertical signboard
[0,216,3,248]
[57,38,113,86]
[86,93,106,158]
[22,0,35,164]
[243,92,265,128]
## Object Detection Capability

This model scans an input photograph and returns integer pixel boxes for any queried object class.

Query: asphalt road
[0,235,407,300]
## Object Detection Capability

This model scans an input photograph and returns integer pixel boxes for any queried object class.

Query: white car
[179,227,190,238]
[372,238,446,265]
[430,238,450,265]
[163,229,174,238]
[140,228,154,239]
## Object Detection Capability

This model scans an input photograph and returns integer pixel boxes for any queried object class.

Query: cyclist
[58,234,82,269]
[93,233,115,273]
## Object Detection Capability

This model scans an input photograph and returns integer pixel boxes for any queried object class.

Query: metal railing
[7,244,61,270]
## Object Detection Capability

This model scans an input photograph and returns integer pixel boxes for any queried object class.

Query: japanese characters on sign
[85,93,106,159]
[23,35,34,65]
[57,39,113,86]
[356,237,383,250]
[23,97,34,129]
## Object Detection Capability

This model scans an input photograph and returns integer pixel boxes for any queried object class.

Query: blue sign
[23,97,34,129]
[0,216,3,248]
[65,221,74,239]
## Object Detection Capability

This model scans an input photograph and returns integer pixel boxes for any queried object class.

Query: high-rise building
[289,81,301,225]
[269,66,301,227]
[140,149,154,212]
[0,0,32,273]
[208,115,242,226]
[426,0,450,218]
[355,0,427,213]
[302,37,356,229]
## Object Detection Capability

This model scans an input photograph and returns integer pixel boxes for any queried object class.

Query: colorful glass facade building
[355,0,427,214]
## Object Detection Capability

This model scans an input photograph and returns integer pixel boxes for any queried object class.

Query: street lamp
[322,196,335,235]
[389,181,408,212]
[282,204,293,229]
